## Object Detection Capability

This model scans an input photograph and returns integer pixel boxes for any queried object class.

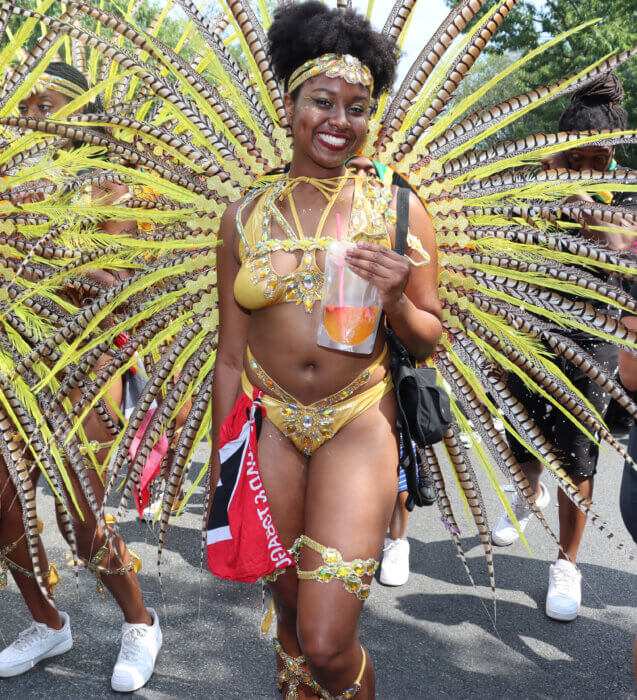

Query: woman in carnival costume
[0,0,636,696]
[0,62,161,693]
[207,4,441,696]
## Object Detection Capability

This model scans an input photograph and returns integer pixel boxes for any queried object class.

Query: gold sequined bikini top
[234,173,427,313]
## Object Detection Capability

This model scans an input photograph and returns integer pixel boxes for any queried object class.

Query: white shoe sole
[545,603,579,622]
[0,637,73,677]
[491,532,516,547]
[379,574,409,586]
[491,485,551,547]
[111,672,152,693]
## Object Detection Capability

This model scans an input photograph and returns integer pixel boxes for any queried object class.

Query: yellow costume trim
[47,562,61,590]
[406,232,431,267]
[274,637,366,699]
[243,345,392,455]
[262,566,287,583]
[287,53,374,95]
[274,638,315,699]
[26,73,86,101]
[65,544,141,575]
[291,535,378,601]
[261,600,276,634]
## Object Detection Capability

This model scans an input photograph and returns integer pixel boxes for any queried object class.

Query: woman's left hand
[345,241,410,312]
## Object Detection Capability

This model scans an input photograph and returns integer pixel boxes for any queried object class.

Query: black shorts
[507,336,617,478]
[621,425,637,542]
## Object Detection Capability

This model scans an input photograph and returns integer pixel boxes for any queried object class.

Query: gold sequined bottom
[243,345,392,455]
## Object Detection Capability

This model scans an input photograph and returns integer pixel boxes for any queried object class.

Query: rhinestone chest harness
[236,174,396,313]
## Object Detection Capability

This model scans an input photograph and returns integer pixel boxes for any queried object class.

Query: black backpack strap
[394,186,410,255]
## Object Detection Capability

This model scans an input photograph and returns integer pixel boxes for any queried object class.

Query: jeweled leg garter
[0,533,60,591]
[274,637,367,700]
[292,535,378,601]
[85,543,136,598]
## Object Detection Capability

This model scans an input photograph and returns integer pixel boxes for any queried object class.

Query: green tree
[6,1,189,59]
[444,0,637,166]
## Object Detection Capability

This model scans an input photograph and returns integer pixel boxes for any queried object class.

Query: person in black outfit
[491,72,637,622]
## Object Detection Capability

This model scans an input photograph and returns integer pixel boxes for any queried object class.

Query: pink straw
[336,213,344,308]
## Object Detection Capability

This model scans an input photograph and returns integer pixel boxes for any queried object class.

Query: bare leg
[388,491,409,541]
[63,365,151,625]
[297,393,398,698]
[55,454,151,625]
[257,416,312,697]
[258,391,398,698]
[557,475,592,562]
[0,460,61,629]
[517,459,544,499]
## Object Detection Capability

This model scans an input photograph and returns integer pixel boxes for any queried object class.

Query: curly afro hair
[267,1,397,98]
[558,72,627,132]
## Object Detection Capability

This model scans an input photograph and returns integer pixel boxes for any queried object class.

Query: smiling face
[565,145,614,172]
[18,88,71,120]
[285,74,371,178]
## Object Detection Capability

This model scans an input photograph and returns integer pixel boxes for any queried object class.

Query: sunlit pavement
[1,437,635,699]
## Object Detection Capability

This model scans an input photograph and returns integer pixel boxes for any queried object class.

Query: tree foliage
[445,0,637,166]
[8,0,187,53]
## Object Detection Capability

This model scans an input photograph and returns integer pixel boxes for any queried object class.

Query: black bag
[390,187,452,509]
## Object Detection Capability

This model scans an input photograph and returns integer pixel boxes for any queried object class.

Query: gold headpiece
[25,74,86,102]
[287,53,374,95]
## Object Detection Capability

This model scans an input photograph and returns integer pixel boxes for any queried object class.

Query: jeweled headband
[25,73,86,101]
[287,53,374,95]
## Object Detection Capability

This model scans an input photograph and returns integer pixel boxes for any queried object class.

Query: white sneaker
[140,498,162,522]
[380,537,410,586]
[459,420,482,448]
[140,496,182,522]
[546,559,582,621]
[111,608,162,692]
[491,482,550,546]
[0,612,72,677]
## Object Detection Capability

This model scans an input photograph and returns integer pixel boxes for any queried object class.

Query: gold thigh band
[242,345,393,455]
[292,535,378,601]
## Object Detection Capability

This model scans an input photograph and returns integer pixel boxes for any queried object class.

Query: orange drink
[322,305,380,346]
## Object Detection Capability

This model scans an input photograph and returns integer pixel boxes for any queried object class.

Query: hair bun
[572,71,624,106]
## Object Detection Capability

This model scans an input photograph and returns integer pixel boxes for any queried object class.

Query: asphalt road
[1,432,635,699]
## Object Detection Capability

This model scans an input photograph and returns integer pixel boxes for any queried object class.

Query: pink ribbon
[130,407,170,518]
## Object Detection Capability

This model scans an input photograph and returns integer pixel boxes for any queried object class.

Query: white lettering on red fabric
[246,435,294,569]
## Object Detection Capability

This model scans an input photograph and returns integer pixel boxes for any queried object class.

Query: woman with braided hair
[0,61,162,692]
[206,3,440,698]
[491,71,637,621]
